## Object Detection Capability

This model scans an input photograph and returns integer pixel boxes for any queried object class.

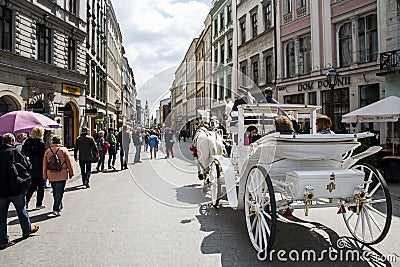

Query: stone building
[0,0,87,148]
[122,54,136,127]
[237,0,276,99]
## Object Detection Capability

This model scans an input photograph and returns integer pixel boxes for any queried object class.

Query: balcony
[283,13,293,24]
[377,49,400,76]
[296,6,307,19]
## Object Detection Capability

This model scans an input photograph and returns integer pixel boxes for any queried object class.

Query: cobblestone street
[0,142,399,266]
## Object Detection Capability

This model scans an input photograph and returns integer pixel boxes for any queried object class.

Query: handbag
[89,140,99,163]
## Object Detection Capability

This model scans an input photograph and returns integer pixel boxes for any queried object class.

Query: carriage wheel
[244,166,277,260]
[209,160,221,207]
[343,163,392,244]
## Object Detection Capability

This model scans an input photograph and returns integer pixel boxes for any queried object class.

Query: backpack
[7,150,32,196]
[103,141,110,153]
[47,147,63,171]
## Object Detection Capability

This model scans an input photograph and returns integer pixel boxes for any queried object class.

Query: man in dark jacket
[74,127,98,188]
[0,133,39,249]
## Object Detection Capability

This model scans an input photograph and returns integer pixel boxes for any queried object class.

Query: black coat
[22,138,46,178]
[232,97,247,111]
[0,144,31,197]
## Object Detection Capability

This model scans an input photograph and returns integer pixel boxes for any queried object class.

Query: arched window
[339,22,352,67]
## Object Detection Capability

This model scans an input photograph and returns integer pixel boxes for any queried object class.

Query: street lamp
[115,99,121,130]
[325,67,338,130]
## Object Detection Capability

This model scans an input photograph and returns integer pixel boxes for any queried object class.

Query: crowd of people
[0,123,181,250]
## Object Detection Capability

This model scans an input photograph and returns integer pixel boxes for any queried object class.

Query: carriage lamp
[353,185,366,215]
[325,67,339,130]
[304,186,314,216]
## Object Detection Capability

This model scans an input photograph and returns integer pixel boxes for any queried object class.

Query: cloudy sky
[113,0,211,113]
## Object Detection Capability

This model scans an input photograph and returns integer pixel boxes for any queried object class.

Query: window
[264,4,271,31]
[220,43,225,63]
[0,6,12,51]
[358,14,377,63]
[227,5,232,23]
[213,83,218,99]
[321,88,349,133]
[308,91,316,105]
[219,77,224,100]
[213,19,218,36]
[360,84,379,108]
[284,93,304,104]
[226,74,232,98]
[68,38,76,70]
[69,0,77,15]
[90,65,96,96]
[339,23,352,67]
[241,65,247,86]
[241,21,246,44]
[265,55,272,83]
[286,41,295,78]
[284,0,293,14]
[252,13,258,38]
[220,12,224,31]
[36,24,51,63]
[214,48,218,63]
[252,61,259,85]
[298,36,311,75]
[297,0,306,8]
[228,38,233,59]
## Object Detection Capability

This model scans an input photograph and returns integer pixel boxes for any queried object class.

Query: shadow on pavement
[8,212,57,225]
[64,185,86,192]
[195,204,391,267]
[387,181,400,218]
[175,184,210,205]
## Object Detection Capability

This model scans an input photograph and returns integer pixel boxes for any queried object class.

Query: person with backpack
[95,130,108,172]
[22,126,46,210]
[43,135,74,216]
[0,133,39,249]
[132,128,142,163]
[148,131,159,159]
[106,128,117,170]
[164,128,174,158]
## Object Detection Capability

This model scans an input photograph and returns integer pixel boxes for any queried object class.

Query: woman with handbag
[43,136,74,216]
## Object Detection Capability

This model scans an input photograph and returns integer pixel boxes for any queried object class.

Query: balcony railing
[283,12,293,24]
[379,49,400,73]
[296,6,307,18]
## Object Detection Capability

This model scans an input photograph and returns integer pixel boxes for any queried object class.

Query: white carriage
[194,103,392,260]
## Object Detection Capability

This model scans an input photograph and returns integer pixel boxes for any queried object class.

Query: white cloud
[113,0,210,111]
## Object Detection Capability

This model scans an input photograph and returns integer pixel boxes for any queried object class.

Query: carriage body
[197,103,391,259]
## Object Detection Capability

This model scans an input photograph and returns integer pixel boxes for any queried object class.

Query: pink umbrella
[0,110,61,135]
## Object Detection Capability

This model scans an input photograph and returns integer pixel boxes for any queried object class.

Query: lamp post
[115,99,121,131]
[325,67,338,130]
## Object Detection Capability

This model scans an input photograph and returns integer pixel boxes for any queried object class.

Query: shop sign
[297,76,351,91]
[85,108,98,115]
[57,106,68,112]
[25,102,44,112]
[96,112,104,121]
[62,84,81,96]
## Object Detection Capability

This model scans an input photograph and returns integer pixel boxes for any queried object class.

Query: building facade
[0,0,87,147]
[122,54,136,127]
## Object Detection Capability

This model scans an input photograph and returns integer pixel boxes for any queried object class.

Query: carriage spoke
[364,172,373,192]
[367,183,381,198]
[251,215,258,232]
[364,207,383,232]
[367,199,386,204]
[260,212,271,236]
[259,216,268,250]
[365,205,387,219]
[364,207,375,241]
[361,209,366,242]
[354,210,361,234]
[261,210,272,221]
[344,209,355,222]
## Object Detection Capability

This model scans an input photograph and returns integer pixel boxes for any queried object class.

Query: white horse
[192,126,224,180]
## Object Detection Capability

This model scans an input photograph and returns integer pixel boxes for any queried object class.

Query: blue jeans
[79,160,92,185]
[0,194,31,244]
[51,181,66,212]
[96,153,106,171]
[134,145,141,162]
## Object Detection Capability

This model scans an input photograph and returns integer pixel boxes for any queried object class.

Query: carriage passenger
[244,126,258,146]
[316,115,335,134]
[274,116,294,134]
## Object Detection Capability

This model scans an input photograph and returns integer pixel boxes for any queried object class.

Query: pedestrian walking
[22,126,46,210]
[118,125,131,169]
[164,128,174,158]
[132,128,142,163]
[74,127,98,188]
[149,131,159,159]
[42,136,74,216]
[95,130,107,172]
[0,133,39,249]
[15,133,26,151]
[144,130,150,152]
[106,128,117,170]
